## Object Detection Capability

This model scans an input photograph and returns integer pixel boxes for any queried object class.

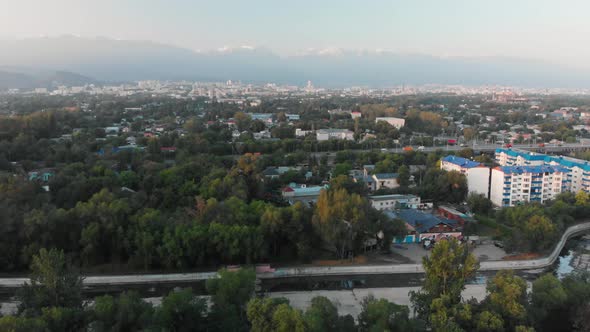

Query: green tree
[271,303,306,332]
[206,268,256,331]
[484,271,528,330]
[247,297,290,332]
[530,274,567,330]
[524,215,556,251]
[154,288,208,332]
[467,193,493,215]
[304,296,339,332]
[410,238,478,329]
[17,248,83,315]
[90,292,154,332]
[358,295,421,332]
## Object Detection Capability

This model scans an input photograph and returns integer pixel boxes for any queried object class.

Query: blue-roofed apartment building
[496,148,590,194]
[384,209,462,244]
[490,165,569,207]
[440,155,490,196]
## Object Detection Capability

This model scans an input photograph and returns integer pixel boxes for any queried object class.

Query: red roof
[282,187,294,192]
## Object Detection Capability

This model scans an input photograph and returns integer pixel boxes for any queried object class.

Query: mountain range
[0,36,589,89]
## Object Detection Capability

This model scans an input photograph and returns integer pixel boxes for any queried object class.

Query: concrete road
[268,284,490,318]
[0,223,588,289]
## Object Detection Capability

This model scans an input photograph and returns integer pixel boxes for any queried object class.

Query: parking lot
[390,242,507,263]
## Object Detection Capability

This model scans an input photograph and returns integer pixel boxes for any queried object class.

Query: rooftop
[442,155,483,169]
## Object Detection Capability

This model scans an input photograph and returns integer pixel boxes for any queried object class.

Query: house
[262,166,302,180]
[375,117,405,129]
[369,194,421,210]
[440,155,490,197]
[281,183,329,205]
[372,173,399,190]
[295,128,314,137]
[316,129,355,141]
[286,114,300,121]
[437,205,475,227]
[385,209,462,244]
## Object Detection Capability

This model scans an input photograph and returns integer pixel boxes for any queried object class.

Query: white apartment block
[490,165,569,207]
[375,117,405,129]
[495,148,590,193]
[440,156,490,196]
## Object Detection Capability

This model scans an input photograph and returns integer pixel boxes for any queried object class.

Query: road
[309,142,590,158]
[0,222,588,289]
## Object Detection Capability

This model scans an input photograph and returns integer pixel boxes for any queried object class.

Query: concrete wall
[466,167,490,197]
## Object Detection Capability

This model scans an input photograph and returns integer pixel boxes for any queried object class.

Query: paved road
[0,222,588,289]
[309,142,590,158]
[260,222,590,279]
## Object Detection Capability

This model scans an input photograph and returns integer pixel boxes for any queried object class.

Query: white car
[418,146,425,150]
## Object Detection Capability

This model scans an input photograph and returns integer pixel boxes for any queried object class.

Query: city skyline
[2,0,590,69]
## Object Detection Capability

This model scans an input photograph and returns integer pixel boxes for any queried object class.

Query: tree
[234,112,252,132]
[467,193,493,215]
[154,288,208,332]
[247,297,290,332]
[530,274,568,331]
[398,164,410,187]
[484,270,528,330]
[312,188,377,259]
[304,296,339,332]
[271,303,306,332]
[206,268,256,331]
[90,292,154,332]
[575,190,590,206]
[523,215,557,251]
[358,295,421,332]
[410,238,478,327]
[17,248,84,315]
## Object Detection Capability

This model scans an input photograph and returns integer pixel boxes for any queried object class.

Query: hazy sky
[2,0,590,66]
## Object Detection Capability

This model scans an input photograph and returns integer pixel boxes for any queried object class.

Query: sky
[1,0,590,67]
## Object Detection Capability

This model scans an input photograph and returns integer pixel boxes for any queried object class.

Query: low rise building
[372,173,400,191]
[316,129,355,141]
[369,194,421,210]
[281,183,329,205]
[385,209,462,244]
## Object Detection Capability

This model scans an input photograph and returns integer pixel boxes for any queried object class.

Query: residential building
[384,209,462,244]
[495,148,590,193]
[316,129,355,141]
[295,128,314,137]
[281,183,329,205]
[369,194,421,210]
[372,173,400,190]
[489,165,569,207]
[440,156,490,196]
[375,117,405,129]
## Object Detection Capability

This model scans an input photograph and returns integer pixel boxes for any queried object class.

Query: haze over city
[2,0,590,67]
[1,1,590,331]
